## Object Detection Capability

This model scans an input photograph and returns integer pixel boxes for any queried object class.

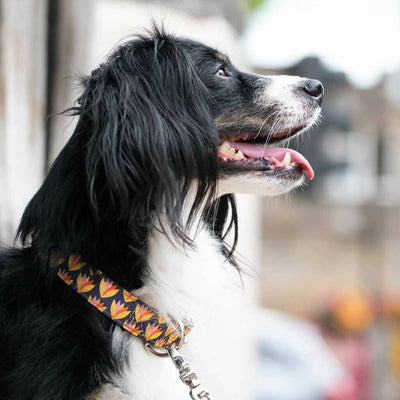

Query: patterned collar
[49,254,191,349]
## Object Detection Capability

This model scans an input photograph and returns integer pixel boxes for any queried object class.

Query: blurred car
[256,309,359,400]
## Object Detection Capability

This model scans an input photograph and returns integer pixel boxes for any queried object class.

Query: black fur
[0,28,247,400]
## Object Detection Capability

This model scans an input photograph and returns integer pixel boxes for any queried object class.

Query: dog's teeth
[290,161,298,167]
[234,150,246,160]
[281,152,291,165]
[219,141,236,156]
[219,141,229,152]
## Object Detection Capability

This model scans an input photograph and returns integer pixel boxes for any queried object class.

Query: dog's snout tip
[301,79,324,103]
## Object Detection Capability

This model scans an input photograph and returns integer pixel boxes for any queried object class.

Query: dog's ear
[77,32,218,242]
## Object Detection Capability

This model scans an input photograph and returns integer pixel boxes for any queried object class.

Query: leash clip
[144,318,213,399]
[168,346,213,400]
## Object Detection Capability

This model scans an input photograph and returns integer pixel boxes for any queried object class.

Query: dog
[0,27,323,400]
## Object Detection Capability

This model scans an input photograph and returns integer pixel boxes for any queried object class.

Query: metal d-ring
[144,318,185,357]
[144,342,169,357]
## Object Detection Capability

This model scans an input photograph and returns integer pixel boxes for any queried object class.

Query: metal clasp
[168,347,213,400]
[144,318,213,399]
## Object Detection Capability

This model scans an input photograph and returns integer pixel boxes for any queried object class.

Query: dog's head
[19,27,322,279]
[76,27,321,219]
[180,41,322,197]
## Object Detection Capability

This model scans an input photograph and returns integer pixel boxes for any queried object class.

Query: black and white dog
[0,28,322,400]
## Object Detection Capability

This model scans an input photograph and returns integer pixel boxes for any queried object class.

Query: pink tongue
[229,141,314,180]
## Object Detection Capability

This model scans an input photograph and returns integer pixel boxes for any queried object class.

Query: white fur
[218,173,305,197]
[87,384,133,399]
[261,75,305,109]
[257,75,321,136]
[106,155,308,399]
[109,213,253,399]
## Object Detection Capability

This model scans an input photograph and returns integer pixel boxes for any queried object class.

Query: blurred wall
[0,0,47,244]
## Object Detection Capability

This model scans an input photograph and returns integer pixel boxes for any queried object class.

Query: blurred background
[1,0,400,399]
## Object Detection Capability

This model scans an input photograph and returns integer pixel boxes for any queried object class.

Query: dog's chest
[110,228,251,399]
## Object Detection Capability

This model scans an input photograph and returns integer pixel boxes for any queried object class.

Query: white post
[0,0,48,245]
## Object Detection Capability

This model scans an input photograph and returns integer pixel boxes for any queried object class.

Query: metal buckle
[144,342,169,357]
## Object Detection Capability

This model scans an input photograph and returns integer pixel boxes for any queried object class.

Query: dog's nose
[300,79,324,103]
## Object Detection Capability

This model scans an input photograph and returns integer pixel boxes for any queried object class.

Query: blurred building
[245,4,400,398]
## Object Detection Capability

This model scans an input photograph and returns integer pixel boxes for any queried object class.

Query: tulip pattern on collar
[50,254,191,349]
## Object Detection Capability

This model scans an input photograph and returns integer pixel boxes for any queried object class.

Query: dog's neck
[112,202,251,399]
[135,209,235,322]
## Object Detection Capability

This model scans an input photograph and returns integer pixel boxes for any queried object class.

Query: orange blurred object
[333,289,374,334]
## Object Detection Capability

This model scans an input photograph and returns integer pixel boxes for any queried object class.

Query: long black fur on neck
[17,27,238,290]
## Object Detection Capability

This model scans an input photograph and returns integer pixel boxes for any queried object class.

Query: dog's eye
[215,67,231,78]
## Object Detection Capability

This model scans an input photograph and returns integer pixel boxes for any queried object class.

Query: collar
[49,254,191,349]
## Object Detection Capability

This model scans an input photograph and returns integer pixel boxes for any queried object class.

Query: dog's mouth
[218,124,314,180]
